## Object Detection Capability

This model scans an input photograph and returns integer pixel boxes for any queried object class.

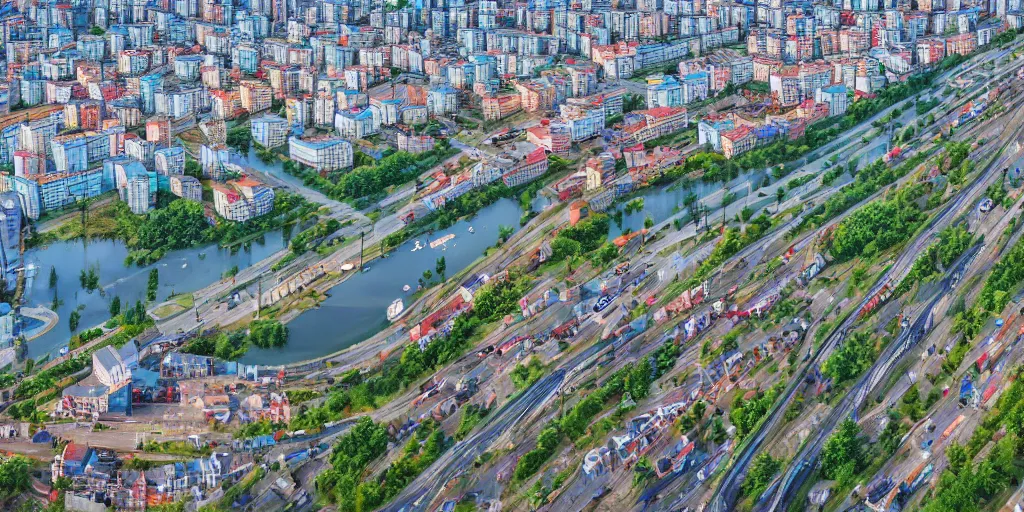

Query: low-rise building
[212,177,275,222]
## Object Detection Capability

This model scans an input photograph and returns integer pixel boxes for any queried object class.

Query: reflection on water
[25,233,288,360]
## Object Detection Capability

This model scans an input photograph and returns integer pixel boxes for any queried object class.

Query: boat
[387,298,405,322]
[340,263,355,271]
[468,226,475,233]
[411,240,424,252]
[182,263,188,269]
[430,234,455,249]
[402,285,411,292]
[58,346,69,357]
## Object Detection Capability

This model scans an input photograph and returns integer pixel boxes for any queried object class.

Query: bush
[249,320,289,349]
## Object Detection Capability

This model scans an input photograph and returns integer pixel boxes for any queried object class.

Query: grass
[33,199,122,245]
[152,294,195,318]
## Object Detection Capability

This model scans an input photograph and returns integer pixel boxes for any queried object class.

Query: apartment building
[288,136,354,171]
[251,114,290,148]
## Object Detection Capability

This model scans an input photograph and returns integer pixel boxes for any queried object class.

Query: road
[758,84,1024,510]
[706,71,1024,512]
[763,242,980,511]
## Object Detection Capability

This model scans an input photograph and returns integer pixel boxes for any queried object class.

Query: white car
[979,198,995,213]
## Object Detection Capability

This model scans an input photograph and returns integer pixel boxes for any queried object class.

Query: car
[979,198,994,213]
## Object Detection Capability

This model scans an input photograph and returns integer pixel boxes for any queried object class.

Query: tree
[822,331,876,384]
[498,224,515,243]
[249,320,289,349]
[184,159,202,180]
[947,442,969,475]
[819,418,864,483]
[109,296,121,317]
[743,453,782,498]
[0,456,31,501]
[776,186,785,205]
[422,269,433,282]
[147,268,159,302]
[49,266,57,289]
[435,256,446,281]
[69,310,81,332]
[623,93,646,113]
[900,384,923,421]
[550,237,582,262]
[879,417,908,456]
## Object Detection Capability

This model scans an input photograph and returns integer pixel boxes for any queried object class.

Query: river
[241,198,524,364]
[23,137,881,365]
[23,232,290,360]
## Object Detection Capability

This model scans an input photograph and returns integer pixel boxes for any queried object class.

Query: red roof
[644,106,685,118]
[63,443,89,462]
[523,147,547,165]
[722,125,753,141]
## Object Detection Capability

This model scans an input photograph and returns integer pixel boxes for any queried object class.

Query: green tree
[147,268,159,302]
[184,159,202,179]
[0,456,31,501]
[743,453,782,498]
[435,256,446,281]
[422,269,432,282]
[821,331,876,384]
[879,417,908,455]
[776,186,785,205]
[49,266,57,289]
[249,320,289,349]
[623,93,645,113]
[498,224,515,243]
[820,418,864,483]
[68,310,81,332]
[109,296,121,317]
[550,237,582,262]
[947,442,969,475]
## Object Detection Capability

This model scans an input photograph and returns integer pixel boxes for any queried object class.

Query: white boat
[387,298,405,322]
[411,240,424,252]
[402,285,411,292]
[182,263,188,269]
[468,226,475,233]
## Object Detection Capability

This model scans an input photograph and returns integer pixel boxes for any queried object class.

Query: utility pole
[255,279,262,319]
[358,231,365,270]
